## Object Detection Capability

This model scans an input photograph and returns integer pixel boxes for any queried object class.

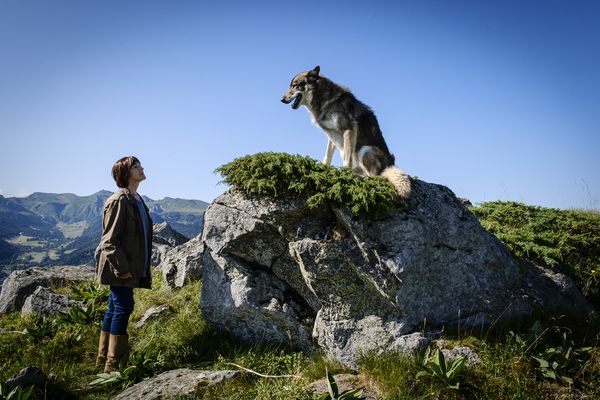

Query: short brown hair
[111,156,140,188]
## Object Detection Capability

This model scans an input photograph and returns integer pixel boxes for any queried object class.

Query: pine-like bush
[215,152,402,216]
[470,201,600,305]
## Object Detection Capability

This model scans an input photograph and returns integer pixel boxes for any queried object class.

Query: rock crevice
[199,181,592,368]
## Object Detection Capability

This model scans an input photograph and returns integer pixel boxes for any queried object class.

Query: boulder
[5,366,48,389]
[157,234,203,289]
[199,182,593,369]
[151,222,189,267]
[21,286,85,317]
[0,265,95,315]
[151,243,171,267]
[153,222,189,247]
[112,369,239,400]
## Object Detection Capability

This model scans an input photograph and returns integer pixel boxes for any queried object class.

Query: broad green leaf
[533,357,549,368]
[339,387,363,399]
[416,371,430,380]
[562,376,573,385]
[326,368,338,398]
[434,349,447,375]
[447,356,466,379]
[564,347,572,360]
[427,363,445,379]
[542,370,556,380]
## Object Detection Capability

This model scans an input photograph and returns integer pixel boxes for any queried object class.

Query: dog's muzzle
[281,93,302,109]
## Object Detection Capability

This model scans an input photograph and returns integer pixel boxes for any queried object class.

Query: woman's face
[128,162,146,185]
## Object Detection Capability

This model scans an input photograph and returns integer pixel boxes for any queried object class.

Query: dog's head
[281,65,320,109]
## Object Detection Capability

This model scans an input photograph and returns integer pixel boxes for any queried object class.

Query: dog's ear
[309,65,320,77]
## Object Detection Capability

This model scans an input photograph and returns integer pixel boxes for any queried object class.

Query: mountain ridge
[0,190,209,271]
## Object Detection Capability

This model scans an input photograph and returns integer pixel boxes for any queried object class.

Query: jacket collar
[119,188,137,203]
[119,188,150,212]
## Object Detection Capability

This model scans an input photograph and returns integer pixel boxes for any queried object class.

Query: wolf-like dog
[281,66,411,199]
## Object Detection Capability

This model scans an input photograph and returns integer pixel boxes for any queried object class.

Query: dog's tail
[381,166,411,200]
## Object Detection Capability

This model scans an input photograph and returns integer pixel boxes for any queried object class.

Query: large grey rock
[158,234,203,289]
[0,265,95,314]
[21,286,85,317]
[153,222,189,247]
[151,222,189,267]
[112,369,239,400]
[151,243,171,267]
[199,183,593,369]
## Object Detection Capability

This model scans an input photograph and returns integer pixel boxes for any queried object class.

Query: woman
[95,156,153,373]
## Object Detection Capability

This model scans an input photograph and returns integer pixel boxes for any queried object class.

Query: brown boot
[104,334,128,373]
[95,331,110,367]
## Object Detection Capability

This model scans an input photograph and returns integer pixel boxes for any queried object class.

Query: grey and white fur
[281,65,411,199]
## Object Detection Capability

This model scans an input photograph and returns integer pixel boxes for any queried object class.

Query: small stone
[21,286,85,318]
[135,304,173,328]
[6,366,47,389]
[112,369,239,400]
[441,346,482,367]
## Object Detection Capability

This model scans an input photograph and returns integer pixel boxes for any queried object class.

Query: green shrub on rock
[216,152,403,216]
[470,201,600,305]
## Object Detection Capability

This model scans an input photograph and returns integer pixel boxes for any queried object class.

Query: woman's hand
[119,272,133,280]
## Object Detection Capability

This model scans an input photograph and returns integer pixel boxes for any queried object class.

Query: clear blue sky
[1,0,599,210]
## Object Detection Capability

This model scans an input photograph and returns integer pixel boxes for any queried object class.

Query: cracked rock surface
[199,182,592,368]
[0,265,95,315]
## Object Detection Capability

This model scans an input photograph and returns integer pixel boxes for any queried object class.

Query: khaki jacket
[97,188,152,289]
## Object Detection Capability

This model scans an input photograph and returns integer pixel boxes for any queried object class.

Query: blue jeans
[102,286,134,335]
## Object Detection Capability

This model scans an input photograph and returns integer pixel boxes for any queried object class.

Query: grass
[1,191,599,398]
[5,235,62,264]
[5,236,44,247]
[1,275,598,398]
[469,201,600,306]
[20,251,47,263]
[0,273,351,399]
[56,221,89,239]
[358,330,600,400]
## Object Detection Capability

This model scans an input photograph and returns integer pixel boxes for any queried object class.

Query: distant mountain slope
[0,195,62,239]
[146,197,209,238]
[14,191,112,225]
[0,191,208,269]
[0,239,18,263]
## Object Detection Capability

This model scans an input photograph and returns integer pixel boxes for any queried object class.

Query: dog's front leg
[323,139,335,165]
[342,128,357,168]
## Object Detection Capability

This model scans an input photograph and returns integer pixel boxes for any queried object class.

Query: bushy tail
[381,166,411,199]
